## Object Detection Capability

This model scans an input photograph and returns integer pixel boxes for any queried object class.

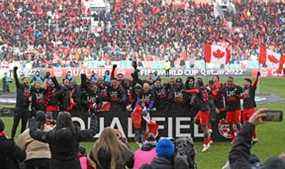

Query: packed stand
[0,0,93,66]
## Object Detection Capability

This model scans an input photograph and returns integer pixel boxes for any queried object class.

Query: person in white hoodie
[16,111,53,169]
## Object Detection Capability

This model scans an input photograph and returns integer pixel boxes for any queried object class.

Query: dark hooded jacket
[29,114,98,169]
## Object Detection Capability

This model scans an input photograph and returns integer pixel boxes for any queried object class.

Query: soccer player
[241,72,260,141]
[185,78,213,152]
[211,75,224,113]
[222,76,243,143]
[11,66,31,139]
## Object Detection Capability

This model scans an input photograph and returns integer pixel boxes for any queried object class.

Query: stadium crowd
[0,63,285,169]
[0,0,285,66]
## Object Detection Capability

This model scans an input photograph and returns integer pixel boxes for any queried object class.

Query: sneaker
[202,144,210,152]
[209,129,213,134]
[252,138,259,143]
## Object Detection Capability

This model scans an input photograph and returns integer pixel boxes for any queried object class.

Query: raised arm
[78,114,98,141]
[252,72,261,89]
[229,123,254,169]
[29,118,50,143]
[80,74,87,89]
[183,88,200,94]
[51,76,60,89]
[229,109,266,169]
[111,64,117,80]
[13,66,21,88]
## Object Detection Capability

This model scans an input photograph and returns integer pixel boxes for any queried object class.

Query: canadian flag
[259,44,283,67]
[204,43,231,64]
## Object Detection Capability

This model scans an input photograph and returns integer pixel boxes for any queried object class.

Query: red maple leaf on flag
[213,49,225,58]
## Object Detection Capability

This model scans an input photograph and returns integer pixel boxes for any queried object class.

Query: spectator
[88,127,134,169]
[229,109,285,169]
[133,133,157,169]
[16,111,52,169]
[2,72,12,94]
[0,118,26,169]
[29,111,97,169]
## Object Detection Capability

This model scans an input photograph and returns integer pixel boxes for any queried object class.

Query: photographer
[29,111,98,169]
[229,109,285,169]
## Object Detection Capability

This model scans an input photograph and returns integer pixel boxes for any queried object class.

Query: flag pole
[257,52,262,95]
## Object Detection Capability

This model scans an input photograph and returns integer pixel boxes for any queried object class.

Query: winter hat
[156,138,175,159]
[0,118,4,132]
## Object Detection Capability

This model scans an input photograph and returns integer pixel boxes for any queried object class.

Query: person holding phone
[229,109,285,169]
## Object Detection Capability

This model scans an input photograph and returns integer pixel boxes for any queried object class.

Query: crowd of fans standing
[0,0,285,67]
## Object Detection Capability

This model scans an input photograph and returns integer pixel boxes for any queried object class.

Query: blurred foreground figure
[0,118,26,169]
[29,111,97,169]
[228,109,285,169]
[88,127,134,169]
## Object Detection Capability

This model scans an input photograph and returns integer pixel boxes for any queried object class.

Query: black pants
[11,109,29,138]
[25,158,50,169]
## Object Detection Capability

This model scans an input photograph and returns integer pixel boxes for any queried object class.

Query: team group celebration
[0,0,285,169]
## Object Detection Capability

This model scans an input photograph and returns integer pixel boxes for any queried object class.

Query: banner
[140,68,245,76]
[71,103,229,141]
[6,60,285,78]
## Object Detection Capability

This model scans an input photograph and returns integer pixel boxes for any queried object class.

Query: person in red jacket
[241,72,260,141]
